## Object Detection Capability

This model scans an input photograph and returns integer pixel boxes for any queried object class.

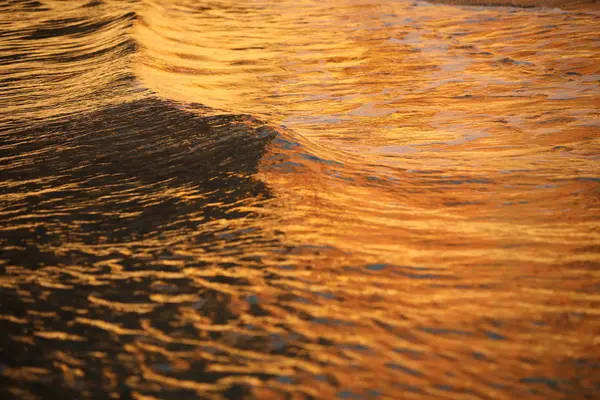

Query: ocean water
[1,0,599,399]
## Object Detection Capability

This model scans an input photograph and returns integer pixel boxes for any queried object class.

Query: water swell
[1,0,599,399]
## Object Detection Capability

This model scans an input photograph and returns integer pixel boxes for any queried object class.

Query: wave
[1,1,599,399]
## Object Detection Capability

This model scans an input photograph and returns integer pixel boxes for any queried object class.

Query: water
[1,0,599,398]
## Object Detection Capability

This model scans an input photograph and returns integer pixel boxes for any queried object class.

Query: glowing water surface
[1,0,599,399]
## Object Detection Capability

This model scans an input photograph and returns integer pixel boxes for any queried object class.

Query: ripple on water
[1,0,600,399]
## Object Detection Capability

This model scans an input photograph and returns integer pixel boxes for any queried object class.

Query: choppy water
[1,0,599,399]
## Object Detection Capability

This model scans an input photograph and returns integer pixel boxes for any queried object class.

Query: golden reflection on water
[135,0,599,262]
[1,0,599,399]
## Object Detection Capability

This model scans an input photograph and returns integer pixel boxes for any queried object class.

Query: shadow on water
[0,98,299,399]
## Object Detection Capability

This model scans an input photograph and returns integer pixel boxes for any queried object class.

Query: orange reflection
[1,0,599,398]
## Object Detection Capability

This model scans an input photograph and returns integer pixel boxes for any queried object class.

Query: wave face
[1,0,599,399]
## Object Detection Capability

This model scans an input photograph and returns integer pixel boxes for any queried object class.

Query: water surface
[1,0,599,399]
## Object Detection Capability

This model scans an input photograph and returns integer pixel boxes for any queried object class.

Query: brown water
[1,0,599,399]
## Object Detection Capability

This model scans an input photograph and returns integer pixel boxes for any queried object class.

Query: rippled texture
[1,0,599,399]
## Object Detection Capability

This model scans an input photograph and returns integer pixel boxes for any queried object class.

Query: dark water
[1,1,599,399]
